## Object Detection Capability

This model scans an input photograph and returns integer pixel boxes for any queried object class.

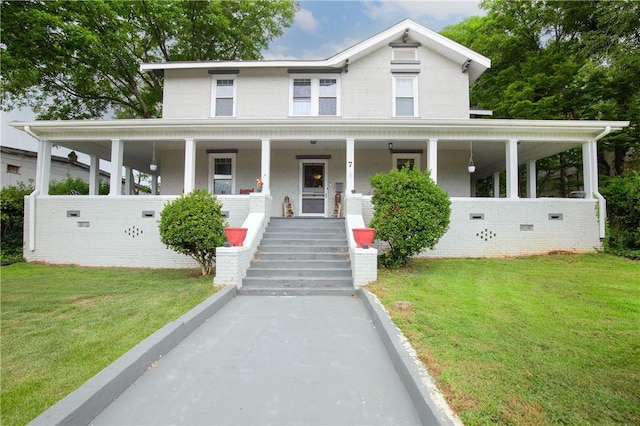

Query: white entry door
[299,160,328,217]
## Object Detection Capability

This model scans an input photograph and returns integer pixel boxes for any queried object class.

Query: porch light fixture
[150,141,157,172]
[388,142,393,151]
[310,140,317,145]
[468,141,476,173]
[67,151,78,164]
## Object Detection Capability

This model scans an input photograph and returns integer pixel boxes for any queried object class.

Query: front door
[299,160,328,217]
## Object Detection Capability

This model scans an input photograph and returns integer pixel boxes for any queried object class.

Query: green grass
[0,263,216,426]
[369,253,640,425]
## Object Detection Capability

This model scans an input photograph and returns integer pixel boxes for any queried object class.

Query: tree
[48,177,110,195]
[600,172,640,258]
[441,0,640,177]
[370,167,451,268]
[158,190,227,276]
[1,0,297,119]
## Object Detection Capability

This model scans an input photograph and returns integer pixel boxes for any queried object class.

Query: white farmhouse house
[10,19,629,287]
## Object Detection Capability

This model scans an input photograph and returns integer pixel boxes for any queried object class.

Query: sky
[1,0,485,161]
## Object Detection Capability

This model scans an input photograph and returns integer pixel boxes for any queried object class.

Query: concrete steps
[239,218,354,296]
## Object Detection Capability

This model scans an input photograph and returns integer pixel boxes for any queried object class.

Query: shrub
[49,177,109,195]
[600,172,640,258]
[0,183,34,261]
[158,190,227,276]
[370,167,451,268]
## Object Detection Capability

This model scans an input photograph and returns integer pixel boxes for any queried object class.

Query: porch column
[346,138,355,193]
[89,154,100,195]
[151,173,158,195]
[582,140,597,197]
[109,139,124,196]
[261,138,271,195]
[184,138,197,193]
[526,160,537,198]
[36,140,53,195]
[426,138,438,183]
[493,172,500,198]
[124,166,133,195]
[505,139,519,198]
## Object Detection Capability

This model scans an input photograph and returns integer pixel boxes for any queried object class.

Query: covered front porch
[11,118,628,286]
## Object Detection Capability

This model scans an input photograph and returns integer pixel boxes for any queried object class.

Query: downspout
[592,126,611,239]
[24,126,40,251]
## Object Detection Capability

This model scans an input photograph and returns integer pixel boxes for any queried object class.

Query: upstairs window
[290,76,339,116]
[393,75,418,117]
[212,78,235,117]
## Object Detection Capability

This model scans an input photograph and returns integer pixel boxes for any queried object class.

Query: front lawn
[369,253,640,425]
[0,263,216,426]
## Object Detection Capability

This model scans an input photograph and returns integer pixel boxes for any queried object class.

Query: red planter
[225,227,248,247]
[352,228,375,248]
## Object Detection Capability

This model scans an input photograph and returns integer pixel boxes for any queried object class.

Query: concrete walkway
[91,295,423,425]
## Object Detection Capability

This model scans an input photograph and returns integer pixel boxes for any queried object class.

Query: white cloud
[295,8,320,34]
[364,0,485,24]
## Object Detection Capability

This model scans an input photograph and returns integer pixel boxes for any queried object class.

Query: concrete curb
[28,286,237,426]
[360,290,463,426]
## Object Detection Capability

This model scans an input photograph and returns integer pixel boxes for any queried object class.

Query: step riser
[238,288,359,296]
[254,253,349,261]
[257,246,348,253]
[262,233,346,240]
[245,269,352,278]
[242,278,353,288]
[248,261,350,269]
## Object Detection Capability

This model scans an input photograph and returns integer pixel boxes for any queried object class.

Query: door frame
[298,159,329,217]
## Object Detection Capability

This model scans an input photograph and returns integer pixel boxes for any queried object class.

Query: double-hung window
[212,78,235,117]
[290,76,339,116]
[393,75,418,117]
[208,153,236,195]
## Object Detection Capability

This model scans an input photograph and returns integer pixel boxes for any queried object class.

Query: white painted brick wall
[23,195,250,268]
[363,197,602,257]
[160,45,470,119]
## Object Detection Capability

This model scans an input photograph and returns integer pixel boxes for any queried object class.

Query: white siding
[162,70,212,119]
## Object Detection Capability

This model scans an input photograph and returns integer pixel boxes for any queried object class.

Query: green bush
[370,167,451,268]
[600,172,640,258]
[158,190,227,276]
[0,183,34,261]
[49,177,109,195]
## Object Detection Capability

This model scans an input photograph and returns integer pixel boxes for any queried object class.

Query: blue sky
[265,0,485,59]
[1,0,485,154]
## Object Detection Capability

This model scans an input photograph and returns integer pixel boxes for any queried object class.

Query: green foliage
[442,0,640,176]
[0,182,34,261]
[0,0,297,119]
[48,177,109,195]
[370,167,451,268]
[158,190,227,276]
[600,172,640,258]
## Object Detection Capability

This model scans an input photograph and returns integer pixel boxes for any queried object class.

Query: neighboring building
[1,146,109,188]
[9,19,629,286]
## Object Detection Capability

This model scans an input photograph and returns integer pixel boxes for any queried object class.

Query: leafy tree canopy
[442,0,640,176]
[0,0,297,119]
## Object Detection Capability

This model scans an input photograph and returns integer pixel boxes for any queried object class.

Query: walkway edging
[28,286,237,426]
[360,290,463,426]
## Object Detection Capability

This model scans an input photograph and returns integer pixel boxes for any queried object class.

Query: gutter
[23,126,40,252]
[592,126,611,239]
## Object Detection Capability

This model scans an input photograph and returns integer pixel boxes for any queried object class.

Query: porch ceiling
[10,118,628,175]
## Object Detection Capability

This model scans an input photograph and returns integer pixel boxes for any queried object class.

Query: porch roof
[10,118,629,178]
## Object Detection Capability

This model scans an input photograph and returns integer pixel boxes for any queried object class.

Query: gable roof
[140,19,491,84]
